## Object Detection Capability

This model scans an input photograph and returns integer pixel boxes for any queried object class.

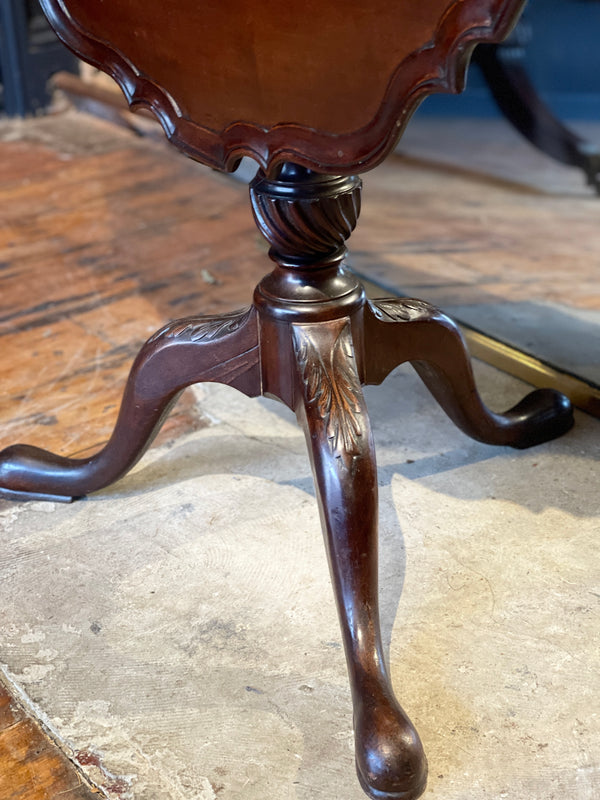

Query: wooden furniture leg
[0,308,260,502]
[363,298,574,448]
[474,34,600,194]
[249,165,572,799]
[293,317,427,800]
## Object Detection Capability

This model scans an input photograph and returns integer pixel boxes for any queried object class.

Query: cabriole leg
[364,298,573,449]
[292,316,427,800]
[0,307,260,502]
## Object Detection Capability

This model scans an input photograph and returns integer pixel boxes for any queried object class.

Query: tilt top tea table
[0,1,574,798]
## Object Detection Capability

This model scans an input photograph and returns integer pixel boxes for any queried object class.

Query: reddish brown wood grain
[40,0,526,173]
[0,681,99,799]
[0,114,267,462]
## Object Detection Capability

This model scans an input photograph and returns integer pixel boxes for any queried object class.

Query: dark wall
[420,0,600,119]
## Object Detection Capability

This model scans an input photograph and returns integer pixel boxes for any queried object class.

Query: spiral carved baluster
[250,164,361,265]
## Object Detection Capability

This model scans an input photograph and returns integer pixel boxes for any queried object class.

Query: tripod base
[1,164,575,799]
[0,288,572,800]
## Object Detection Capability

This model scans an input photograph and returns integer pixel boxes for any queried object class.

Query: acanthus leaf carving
[293,322,363,467]
[148,307,253,345]
[370,298,433,323]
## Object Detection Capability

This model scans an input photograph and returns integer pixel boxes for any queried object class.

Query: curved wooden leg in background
[474,42,600,195]
[364,298,573,449]
[0,307,260,502]
[292,317,427,800]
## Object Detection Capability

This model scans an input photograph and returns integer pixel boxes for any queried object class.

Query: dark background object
[473,15,600,192]
[422,0,600,119]
[0,0,78,116]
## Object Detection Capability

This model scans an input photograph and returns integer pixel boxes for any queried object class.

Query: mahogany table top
[41,0,524,174]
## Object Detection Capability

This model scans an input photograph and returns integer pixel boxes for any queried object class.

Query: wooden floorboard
[0,679,99,799]
[353,145,600,313]
[0,111,267,462]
